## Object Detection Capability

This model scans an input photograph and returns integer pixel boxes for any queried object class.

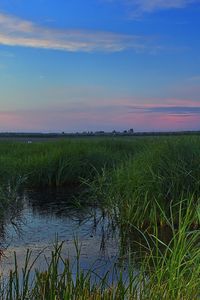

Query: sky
[0,0,200,132]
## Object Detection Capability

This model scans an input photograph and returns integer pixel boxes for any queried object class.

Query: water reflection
[0,188,126,282]
[25,188,98,223]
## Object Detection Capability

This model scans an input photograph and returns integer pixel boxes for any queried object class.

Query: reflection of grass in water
[1,204,199,300]
[0,176,26,224]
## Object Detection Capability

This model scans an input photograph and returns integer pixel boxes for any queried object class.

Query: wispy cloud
[131,0,197,13]
[1,99,200,132]
[0,12,154,53]
[130,103,200,116]
[107,0,199,16]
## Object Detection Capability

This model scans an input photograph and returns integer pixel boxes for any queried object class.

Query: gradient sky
[0,0,200,132]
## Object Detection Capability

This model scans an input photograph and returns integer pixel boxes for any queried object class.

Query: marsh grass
[140,198,200,300]
[0,136,200,298]
[0,175,26,223]
[88,136,200,226]
[0,138,145,188]
[0,199,199,300]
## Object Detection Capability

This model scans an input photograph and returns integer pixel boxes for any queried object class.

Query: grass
[1,135,200,226]
[0,198,199,299]
[88,136,200,226]
[0,135,200,298]
[140,198,200,299]
[0,138,146,188]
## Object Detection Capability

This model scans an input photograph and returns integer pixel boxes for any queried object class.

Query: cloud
[130,104,200,116]
[131,0,196,13]
[0,12,154,53]
[1,99,200,132]
[107,0,199,16]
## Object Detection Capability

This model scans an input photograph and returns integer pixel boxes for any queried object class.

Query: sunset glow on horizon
[0,0,200,132]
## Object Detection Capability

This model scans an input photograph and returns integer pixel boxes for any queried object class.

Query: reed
[0,136,200,298]
[139,197,200,299]
[0,138,146,187]
[1,200,199,300]
[90,136,200,226]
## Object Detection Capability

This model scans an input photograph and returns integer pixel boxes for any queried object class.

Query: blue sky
[0,0,200,132]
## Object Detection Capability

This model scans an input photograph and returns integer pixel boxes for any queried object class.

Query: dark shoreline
[0,129,200,143]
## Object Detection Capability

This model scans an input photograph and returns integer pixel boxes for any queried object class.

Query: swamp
[0,135,199,299]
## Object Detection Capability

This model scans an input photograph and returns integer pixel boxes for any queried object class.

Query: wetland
[0,136,199,299]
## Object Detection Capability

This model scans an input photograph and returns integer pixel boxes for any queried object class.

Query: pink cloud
[1,97,200,132]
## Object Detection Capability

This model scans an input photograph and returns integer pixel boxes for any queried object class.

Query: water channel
[0,189,134,283]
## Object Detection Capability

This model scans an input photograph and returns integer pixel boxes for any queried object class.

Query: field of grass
[83,136,200,227]
[0,135,200,299]
[0,137,146,188]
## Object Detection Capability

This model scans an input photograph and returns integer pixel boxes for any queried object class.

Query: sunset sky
[0,0,200,132]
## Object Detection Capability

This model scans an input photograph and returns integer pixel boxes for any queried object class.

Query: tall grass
[0,198,199,299]
[0,136,200,298]
[0,138,146,188]
[141,198,200,299]
[89,136,200,226]
[1,136,199,223]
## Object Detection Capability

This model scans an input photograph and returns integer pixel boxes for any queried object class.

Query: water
[0,189,129,282]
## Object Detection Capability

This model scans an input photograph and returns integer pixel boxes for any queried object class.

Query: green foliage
[1,136,200,225]
[0,136,200,299]
[88,136,200,226]
[0,138,144,188]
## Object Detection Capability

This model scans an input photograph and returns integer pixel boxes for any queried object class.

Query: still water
[0,189,131,282]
